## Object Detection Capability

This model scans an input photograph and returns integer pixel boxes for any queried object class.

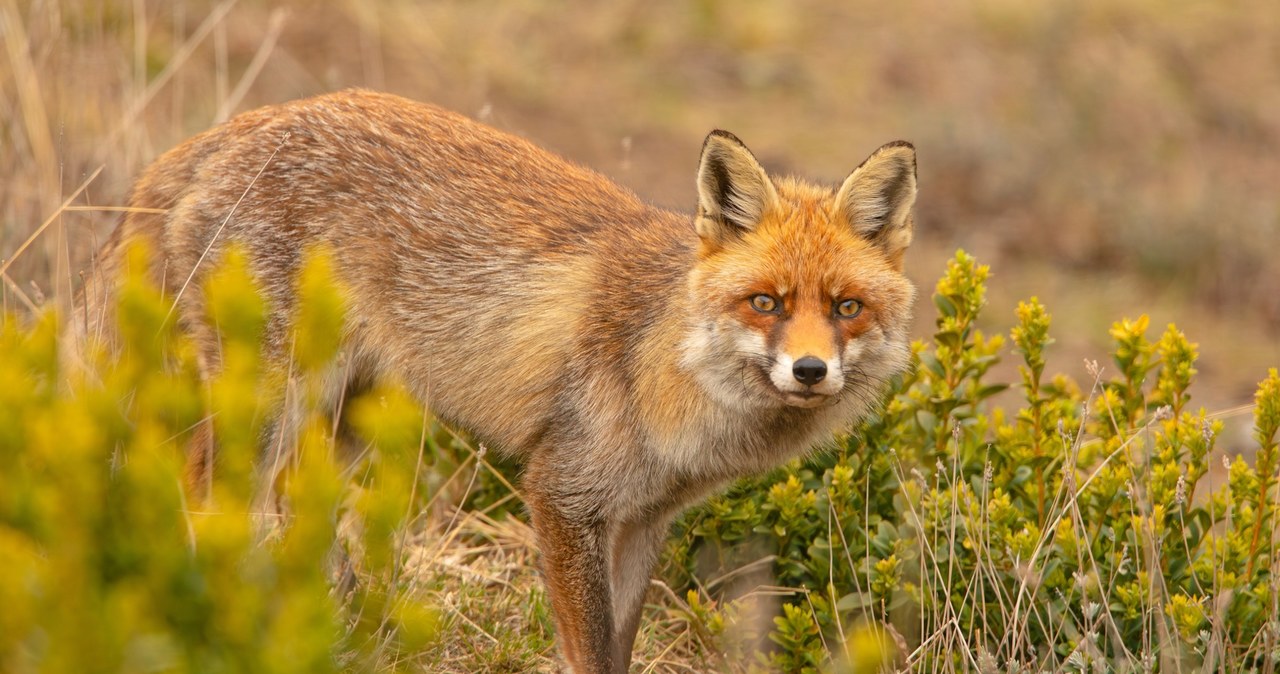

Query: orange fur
[74,90,919,673]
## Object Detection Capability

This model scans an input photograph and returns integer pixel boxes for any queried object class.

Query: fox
[73,89,918,673]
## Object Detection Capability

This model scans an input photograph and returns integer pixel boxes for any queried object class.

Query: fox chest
[643,402,848,484]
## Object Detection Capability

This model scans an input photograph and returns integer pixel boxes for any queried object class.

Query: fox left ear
[695,130,779,250]
[835,141,917,266]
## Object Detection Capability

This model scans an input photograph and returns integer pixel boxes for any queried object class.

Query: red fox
[76,90,918,673]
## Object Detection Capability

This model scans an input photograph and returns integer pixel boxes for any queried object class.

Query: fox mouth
[752,361,840,408]
[779,389,830,408]
[758,367,831,407]
[740,360,834,408]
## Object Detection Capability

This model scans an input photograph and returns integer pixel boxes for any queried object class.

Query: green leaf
[934,293,958,318]
[915,410,938,435]
[835,591,874,612]
[976,383,1011,401]
[920,352,945,378]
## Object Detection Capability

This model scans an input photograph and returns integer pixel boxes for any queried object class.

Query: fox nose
[792,356,827,386]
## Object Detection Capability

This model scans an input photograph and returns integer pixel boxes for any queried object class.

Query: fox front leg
[609,516,671,667]
[525,487,620,673]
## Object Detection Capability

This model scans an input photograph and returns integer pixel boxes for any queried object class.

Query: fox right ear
[695,130,778,248]
[834,141,917,266]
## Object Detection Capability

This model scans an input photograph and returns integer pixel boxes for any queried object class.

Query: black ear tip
[849,140,918,177]
[875,140,917,177]
[881,140,914,151]
[704,129,746,149]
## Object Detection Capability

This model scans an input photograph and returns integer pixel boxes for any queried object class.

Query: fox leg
[183,319,224,502]
[183,416,216,500]
[610,516,670,666]
[525,486,618,673]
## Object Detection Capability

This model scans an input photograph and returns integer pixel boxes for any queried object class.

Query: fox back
[76,90,918,673]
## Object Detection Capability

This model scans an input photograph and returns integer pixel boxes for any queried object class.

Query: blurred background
[2,0,1277,444]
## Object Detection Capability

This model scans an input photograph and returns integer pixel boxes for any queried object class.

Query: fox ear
[695,130,779,247]
[835,141,917,264]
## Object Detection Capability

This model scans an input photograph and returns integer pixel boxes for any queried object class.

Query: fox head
[683,131,917,411]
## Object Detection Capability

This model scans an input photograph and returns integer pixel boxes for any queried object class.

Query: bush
[667,251,1280,673]
[3,248,1277,672]
[0,246,438,673]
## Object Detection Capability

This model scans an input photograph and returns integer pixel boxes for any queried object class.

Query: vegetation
[2,248,1277,672]
[4,2,1279,670]
[664,251,1280,672]
[0,248,440,673]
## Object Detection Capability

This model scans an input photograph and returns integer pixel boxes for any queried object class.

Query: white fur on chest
[646,388,854,481]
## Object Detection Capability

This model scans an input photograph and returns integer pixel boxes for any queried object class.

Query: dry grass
[402,449,740,673]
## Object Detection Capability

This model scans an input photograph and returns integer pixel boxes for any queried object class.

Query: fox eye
[749,294,780,314]
[835,299,863,318]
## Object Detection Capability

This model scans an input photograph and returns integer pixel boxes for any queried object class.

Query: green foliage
[668,249,1280,672]
[0,246,438,673]
[5,246,1279,672]
[769,602,825,674]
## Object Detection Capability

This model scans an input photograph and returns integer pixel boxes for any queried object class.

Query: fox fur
[74,90,919,673]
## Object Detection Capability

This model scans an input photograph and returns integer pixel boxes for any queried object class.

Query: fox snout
[767,350,846,406]
[792,356,826,385]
